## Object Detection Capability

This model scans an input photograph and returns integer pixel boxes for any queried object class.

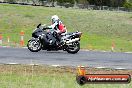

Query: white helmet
[51,15,59,23]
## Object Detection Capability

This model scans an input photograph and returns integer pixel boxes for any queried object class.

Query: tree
[57,0,74,4]
[76,0,126,7]
[4,0,16,3]
[39,0,45,5]
[124,1,132,8]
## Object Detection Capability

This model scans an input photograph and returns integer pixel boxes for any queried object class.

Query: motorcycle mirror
[37,23,41,28]
[77,29,79,32]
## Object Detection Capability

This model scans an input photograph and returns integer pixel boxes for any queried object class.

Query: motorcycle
[27,24,82,54]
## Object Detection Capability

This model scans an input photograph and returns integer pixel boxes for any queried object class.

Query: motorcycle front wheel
[27,39,42,52]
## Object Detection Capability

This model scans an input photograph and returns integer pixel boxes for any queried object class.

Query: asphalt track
[0,47,132,69]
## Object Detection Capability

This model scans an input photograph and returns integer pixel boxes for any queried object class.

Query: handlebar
[42,27,51,30]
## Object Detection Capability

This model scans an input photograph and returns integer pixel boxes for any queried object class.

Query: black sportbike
[27,24,82,54]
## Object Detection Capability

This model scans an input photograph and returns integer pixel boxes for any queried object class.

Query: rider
[47,15,67,44]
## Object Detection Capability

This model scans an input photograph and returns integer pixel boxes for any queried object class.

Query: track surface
[0,47,132,69]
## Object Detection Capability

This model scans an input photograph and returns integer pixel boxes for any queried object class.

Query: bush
[57,0,75,4]
[4,0,16,3]
[124,2,132,8]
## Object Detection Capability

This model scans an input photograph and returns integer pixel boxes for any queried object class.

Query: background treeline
[1,0,132,8]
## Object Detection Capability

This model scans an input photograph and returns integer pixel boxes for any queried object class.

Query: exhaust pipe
[66,38,79,44]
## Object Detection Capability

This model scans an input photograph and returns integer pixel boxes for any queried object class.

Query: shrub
[124,2,132,9]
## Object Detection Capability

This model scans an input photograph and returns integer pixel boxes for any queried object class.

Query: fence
[76,4,132,12]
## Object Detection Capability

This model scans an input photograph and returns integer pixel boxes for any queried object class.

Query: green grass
[0,64,132,88]
[0,4,132,52]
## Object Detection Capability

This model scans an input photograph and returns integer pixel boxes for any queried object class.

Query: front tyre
[27,39,41,52]
[66,42,80,54]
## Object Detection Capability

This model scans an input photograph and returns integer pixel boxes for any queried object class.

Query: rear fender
[68,32,82,39]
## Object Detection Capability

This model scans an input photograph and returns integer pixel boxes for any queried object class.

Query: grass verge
[0,64,132,88]
[0,4,132,52]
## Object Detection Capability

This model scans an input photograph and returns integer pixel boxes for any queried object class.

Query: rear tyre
[66,42,80,54]
[27,39,41,52]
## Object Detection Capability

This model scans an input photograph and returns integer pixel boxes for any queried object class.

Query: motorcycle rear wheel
[66,42,80,54]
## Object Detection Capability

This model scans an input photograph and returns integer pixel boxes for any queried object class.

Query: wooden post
[0,34,2,46]
[77,66,86,76]
[20,30,24,47]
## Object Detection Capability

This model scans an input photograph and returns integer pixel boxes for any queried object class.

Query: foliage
[56,0,74,4]
[124,1,132,8]
[2,0,128,7]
